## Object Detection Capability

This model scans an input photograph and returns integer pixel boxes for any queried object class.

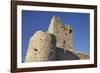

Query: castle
[25,16,89,62]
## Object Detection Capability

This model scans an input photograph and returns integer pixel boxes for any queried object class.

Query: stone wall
[76,52,90,59]
[25,31,56,62]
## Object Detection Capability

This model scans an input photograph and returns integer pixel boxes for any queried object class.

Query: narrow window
[63,40,66,44]
[63,40,66,47]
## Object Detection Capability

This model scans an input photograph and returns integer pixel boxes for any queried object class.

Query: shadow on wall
[54,47,80,61]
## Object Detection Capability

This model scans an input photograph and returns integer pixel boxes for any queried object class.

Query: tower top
[48,16,72,33]
[48,16,74,52]
[48,16,62,33]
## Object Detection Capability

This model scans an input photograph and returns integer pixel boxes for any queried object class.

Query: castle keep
[25,16,89,62]
[48,16,74,52]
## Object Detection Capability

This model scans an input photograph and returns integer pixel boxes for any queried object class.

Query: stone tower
[25,31,56,62]
[48,16,74,52]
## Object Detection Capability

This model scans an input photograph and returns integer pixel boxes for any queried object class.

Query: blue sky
[22,10,90,62]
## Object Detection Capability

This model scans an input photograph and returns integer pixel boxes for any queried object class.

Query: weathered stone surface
[25,31,56,62]
[54,48,80,60]
[48,16,74,52]
[48,16,89,60]
[25,16,89,62]
[76,52,90,59]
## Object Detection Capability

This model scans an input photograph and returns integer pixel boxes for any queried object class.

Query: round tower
[25,31,56,62]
